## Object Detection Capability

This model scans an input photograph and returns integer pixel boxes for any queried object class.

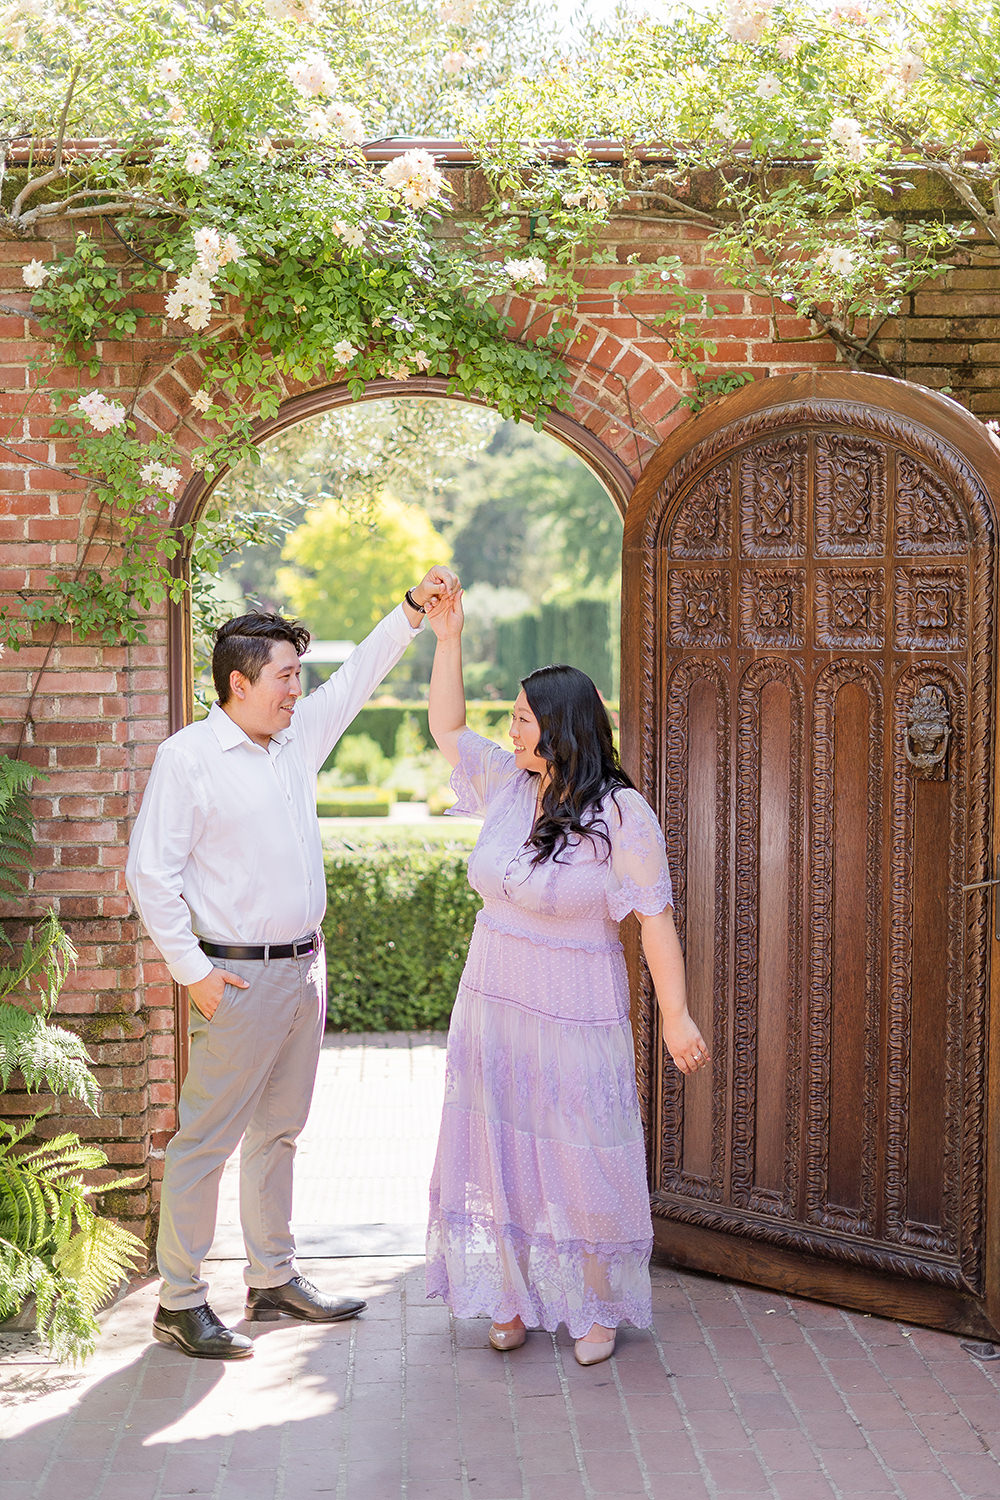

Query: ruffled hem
[474,908,623,955]
[606,868,674,923]
[425,1210,653,1336]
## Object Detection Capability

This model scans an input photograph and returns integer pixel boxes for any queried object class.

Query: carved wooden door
[621,372,1000,1336]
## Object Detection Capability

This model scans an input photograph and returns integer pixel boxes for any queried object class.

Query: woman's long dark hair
[521,664,634,866]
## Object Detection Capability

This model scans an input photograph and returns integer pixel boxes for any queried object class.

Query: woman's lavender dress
[425,730,674,1336]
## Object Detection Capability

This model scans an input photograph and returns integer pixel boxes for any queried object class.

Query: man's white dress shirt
[126,605,420,987]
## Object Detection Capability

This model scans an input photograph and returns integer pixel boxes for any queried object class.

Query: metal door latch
[961,855,1000,942]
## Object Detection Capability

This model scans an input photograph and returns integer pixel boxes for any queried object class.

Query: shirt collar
[207,701,297,752]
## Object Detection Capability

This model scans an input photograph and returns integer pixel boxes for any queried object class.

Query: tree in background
[209,398,623,698]
[277,492,450,641]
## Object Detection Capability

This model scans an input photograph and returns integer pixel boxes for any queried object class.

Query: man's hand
[188,967,249,1021]
[411,565,460,611]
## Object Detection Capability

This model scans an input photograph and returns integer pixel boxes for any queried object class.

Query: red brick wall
[0,169,988,1252]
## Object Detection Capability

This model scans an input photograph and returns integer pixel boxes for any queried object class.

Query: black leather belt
[199,933,320,961]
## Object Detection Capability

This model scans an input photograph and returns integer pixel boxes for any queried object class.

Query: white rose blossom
[303,106,328,140]
[723,0,775,45]
[286,50,336,98]
[756,73,781,100]
[776,35,800,60]
[156,56,183,85]
[191,389,212,414]
[437,0,474,20]
[828,115,865,161]
[165,268,217,329]
[333,220,365,248]
[140,461,183,493]
[895,48,925,88]
[819,244,857,276]
[380,148,447,210]
[504,256,547,287]
[331,339,358,364]
[21,259,49,288]
[165,94,185,124]
[184,146,211,176]
[441,50,468,75]
[76,391,127,432]
[325,101,365,146]
[262,0,323,21]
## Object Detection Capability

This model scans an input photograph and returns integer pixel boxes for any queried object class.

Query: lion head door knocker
[905,684,952,780]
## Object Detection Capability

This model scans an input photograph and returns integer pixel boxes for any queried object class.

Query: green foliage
[316,788,393,817]
[0,755,80,1027]
[330,733,392,788]
[0,1115,144,1363]
[322,840,481,1029]
[318,701,513,765]
[0,756,35,898]
[467,0,986,368]
[494,596,618,698]
[0,753,139,1361]
[278,493,450,640]
[0,1,612,655]
[0,992,98,1113]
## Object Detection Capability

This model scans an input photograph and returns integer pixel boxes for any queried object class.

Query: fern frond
[54,1216,144,1312]
[0,1239,52,1318]
[0,1003,98,1109]
[0,1159,52,1255]
[20,1134,109,1178]
[0,755,39,900]
[0,913,79,1014]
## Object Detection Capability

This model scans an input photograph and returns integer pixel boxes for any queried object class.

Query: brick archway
[164,374,639,734]
[0,202,849,1250]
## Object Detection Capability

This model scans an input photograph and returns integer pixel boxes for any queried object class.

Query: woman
[423,590,708,1366]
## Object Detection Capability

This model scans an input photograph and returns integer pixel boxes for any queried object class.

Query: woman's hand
[412,565,460,610]
[426,588,464,640]
[661,1011,710,1076]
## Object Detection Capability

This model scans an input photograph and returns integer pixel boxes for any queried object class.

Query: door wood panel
[621,372,1000,1336]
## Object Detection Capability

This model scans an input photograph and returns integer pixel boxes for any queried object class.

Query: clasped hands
[410,565,461,613]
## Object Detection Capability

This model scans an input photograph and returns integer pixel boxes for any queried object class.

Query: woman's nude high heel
[574,1330,616,1366]
[488,1322,527,1351]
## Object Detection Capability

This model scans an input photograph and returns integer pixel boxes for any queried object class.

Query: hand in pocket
[188,967,249,1020]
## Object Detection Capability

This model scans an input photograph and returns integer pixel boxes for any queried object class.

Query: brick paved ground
[2,1036,999,1500]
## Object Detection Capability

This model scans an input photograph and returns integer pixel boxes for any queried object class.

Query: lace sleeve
[447,729,518,818]
[605,789,674,922]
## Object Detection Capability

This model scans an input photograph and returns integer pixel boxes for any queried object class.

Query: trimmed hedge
[322,841,480,1030]
[317,788,392,817]
[320,701,514,769]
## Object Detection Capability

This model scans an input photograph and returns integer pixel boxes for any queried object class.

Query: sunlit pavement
[2,1035,999,1500]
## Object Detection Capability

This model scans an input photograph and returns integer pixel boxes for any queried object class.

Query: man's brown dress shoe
[245,1274,367,1323]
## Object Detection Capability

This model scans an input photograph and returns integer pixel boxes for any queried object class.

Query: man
[126,568,458,1359]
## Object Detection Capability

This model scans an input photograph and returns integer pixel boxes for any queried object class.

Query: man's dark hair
[212,612,311,704]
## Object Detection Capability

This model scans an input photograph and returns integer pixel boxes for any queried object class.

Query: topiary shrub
[322,841,481,1030]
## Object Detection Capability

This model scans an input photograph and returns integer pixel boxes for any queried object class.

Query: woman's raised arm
[426,590,467,768]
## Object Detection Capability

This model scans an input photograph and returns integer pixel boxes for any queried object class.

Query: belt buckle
[294,935,313,958]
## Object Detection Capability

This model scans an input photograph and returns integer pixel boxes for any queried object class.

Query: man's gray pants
[155,947,326,1311]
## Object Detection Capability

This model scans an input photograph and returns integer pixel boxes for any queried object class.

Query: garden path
[2,1035,999,1500]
